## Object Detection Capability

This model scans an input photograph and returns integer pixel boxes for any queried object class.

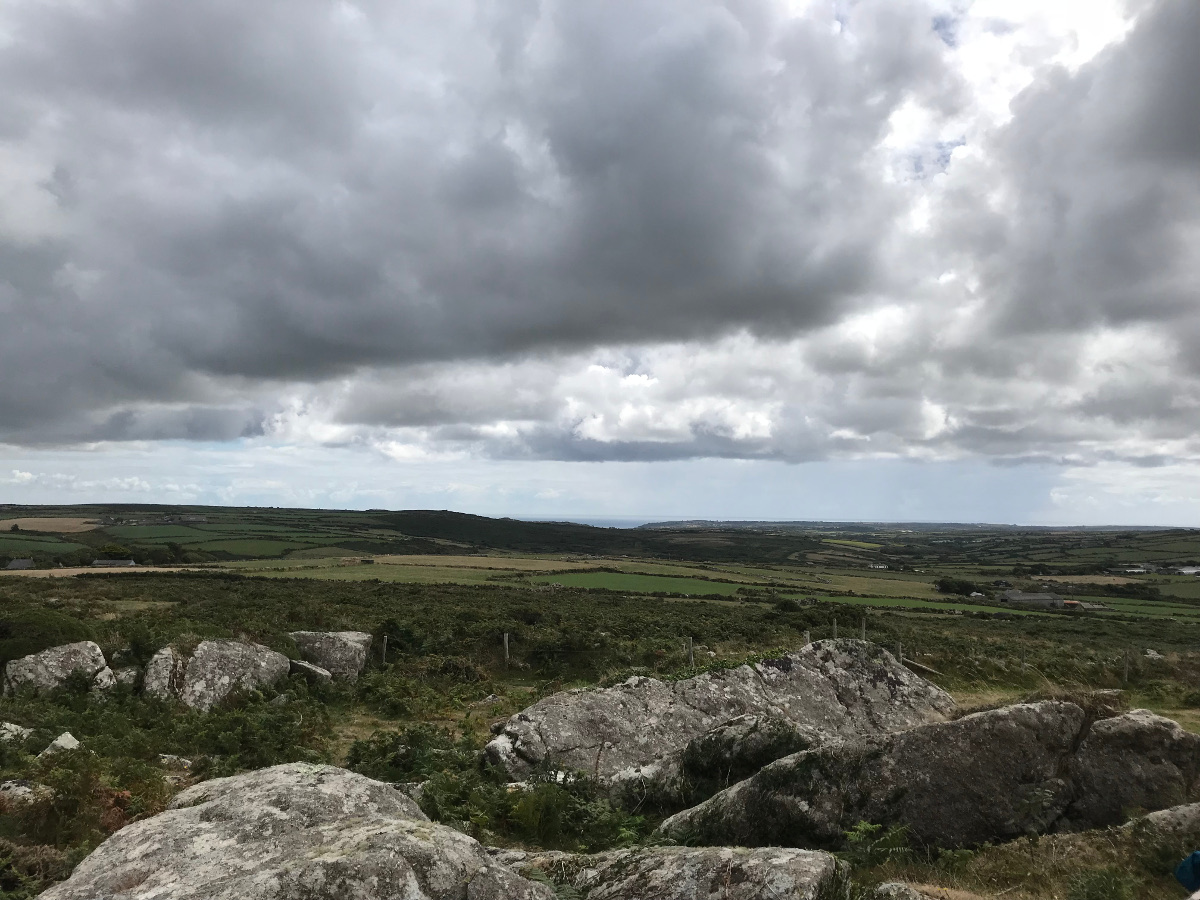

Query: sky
[1,0,1198,526]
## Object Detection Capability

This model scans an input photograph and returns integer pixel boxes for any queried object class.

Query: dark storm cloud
[0,0,957,442]
[1,0,1198,469]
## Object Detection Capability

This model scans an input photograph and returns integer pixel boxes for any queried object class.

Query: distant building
[91,559,136,567]
[5,559,33,570]
[1000,589,1063,609]
[969,591,985,598]
[868,564,889,570]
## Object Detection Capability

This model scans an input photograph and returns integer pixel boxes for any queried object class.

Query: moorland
[3,504,1200,898]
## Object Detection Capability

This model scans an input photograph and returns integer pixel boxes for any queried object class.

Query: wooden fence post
[382,635,387,666]
[833,619,838,640]
[503,632,510,668]
[804,630,811,645]
[860,618,866,640]
[688,636,694,668]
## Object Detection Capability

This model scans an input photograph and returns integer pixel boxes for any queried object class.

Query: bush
[346,725,473,783]
[934,577,978,596]
[841,821,912,868]
[0,611,93,667]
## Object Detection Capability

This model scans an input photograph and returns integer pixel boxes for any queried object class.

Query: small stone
[92,666,117,691]
[158,754,193,770]
[0,779,51,805]
[39,732,81,757]
[114,666,141,687]
[289,658,332,685]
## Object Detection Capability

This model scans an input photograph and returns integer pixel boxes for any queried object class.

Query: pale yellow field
[0,565,194,577]
[368,555,605,571]
[1038,574,1138,585]
[0,516,100,533]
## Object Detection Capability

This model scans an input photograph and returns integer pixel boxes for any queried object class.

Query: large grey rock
[179,640,291,710]
[1065,709,1200,829]
[503,846,847,900]
[486,640,954,791]
[658,702,1200,850]
[2,641,107,695]
[143,646,185,699]
[290,631,372,681]
[1127,801,1200,835]
[39,762,555,900]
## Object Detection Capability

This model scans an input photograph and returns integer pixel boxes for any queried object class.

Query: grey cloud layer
[0,0,1198,466]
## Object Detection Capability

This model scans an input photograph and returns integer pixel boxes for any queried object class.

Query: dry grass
[0,516,100,533]
[909,886,992,900]
[1038,574,1139,585]
[0,566,195,578]
[370,555,605,571]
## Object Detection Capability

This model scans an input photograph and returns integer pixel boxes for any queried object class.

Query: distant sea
[520,516,660,529]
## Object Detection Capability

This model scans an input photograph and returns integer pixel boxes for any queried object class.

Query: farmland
[4,505,1200,898]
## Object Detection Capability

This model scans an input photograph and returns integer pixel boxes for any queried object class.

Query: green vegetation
[530,572,744,595]
[2,507,1200,897]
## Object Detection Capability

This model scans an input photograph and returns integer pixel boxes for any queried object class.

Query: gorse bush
[345,724,474,782]
[0,610,93,667]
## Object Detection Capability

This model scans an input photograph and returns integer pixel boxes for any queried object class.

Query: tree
[9,523,18,532]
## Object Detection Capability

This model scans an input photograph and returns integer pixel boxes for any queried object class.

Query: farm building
[1000,589,1064,609]
[4,559,33,570]
[91,559,136,567]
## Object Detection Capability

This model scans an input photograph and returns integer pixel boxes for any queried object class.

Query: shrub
[841,822,912,868]
[345,725,473,783]
[0,611,93,667]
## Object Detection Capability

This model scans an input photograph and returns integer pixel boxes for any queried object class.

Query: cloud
[0,0,1197,483]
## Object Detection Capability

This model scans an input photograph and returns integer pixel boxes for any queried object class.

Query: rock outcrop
[485,640,955,792]
[143,646,185,700]
[290,631,372,681]
[0,722,31,742]
[498,846,848,900]
[179,640,291,710]
[659,702,1200,850]
[39,763,555,900]
[2,641,107,695]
